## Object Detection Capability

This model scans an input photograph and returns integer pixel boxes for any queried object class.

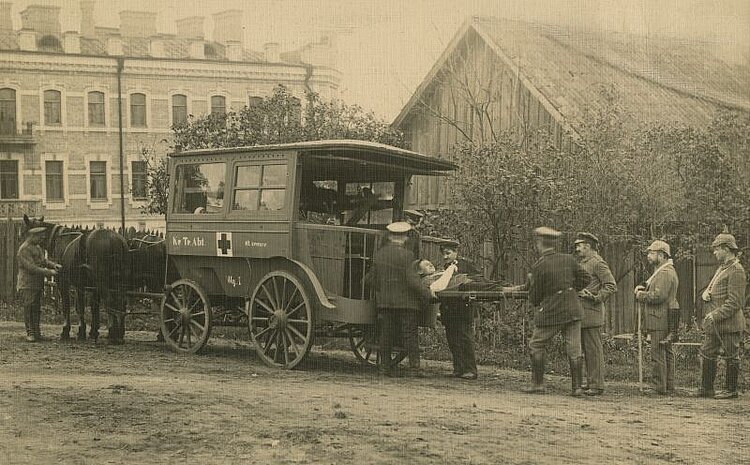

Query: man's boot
[660,309,680,345]
[697,357,717,398]
[521,352,546,394]
[570,357,584,397]
[32,306,42,341]
[23,302,35,342]
[715,361,739,399]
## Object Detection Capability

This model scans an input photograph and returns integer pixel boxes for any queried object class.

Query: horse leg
[89,291,100,342]
[60,285,71,340]
[75,288,87,341]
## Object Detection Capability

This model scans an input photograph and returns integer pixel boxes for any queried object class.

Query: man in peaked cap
[574,232,617,396]
[504,227,590,395]
[635,239,680,395]
[367,221,434,377]
[439,238,481,380]
[697,231,746,399]
[16,226,61,342]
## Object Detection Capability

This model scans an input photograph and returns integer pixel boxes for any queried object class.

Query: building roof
[394,17,750,131]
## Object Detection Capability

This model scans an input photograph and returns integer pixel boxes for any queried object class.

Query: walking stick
[637,300,644,393]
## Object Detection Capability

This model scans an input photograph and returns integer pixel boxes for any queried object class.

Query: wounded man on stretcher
[416,259,512,296]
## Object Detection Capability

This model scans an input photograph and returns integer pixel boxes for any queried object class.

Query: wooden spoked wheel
[348,324,407,367]
[248,271,313,369]
[160,279,212,354]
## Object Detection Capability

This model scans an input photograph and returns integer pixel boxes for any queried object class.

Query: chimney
[107,35,123,55]
[0,2,12,31]
[119,10,157,38]
[80,0,95,37]
[149,38,165,58]
[212,10,243,44]
[63,31,81,54]
[19,29,37,51]
[225,40,242,61]
[20,4,61,35]
[188,40,205,59]
[176,16,204,39]
[263,42,280,62]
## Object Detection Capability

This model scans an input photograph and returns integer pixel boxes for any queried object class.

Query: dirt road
[0,321,747,465]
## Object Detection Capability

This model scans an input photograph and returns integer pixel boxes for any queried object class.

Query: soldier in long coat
[367,222,434,377]
[574,233,617,396]
[697,232,746,399]
[635,240,679,395]
[17,227,60,341]
[504,227,590,396]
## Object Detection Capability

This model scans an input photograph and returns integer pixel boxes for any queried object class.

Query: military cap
[646,240,671,257]
[28,226,47,236]
[403,209,424,219]
[574,232,600,246]
[386,221,412,234]
[533,226,562,239]
[438,239,460,251]
[711,232,739,250]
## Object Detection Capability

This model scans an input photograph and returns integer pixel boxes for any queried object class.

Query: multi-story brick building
[0,2,339,231]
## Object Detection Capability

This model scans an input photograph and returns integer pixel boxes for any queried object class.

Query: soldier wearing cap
[503,227,590,395]
[574,232,617,396]
[16,226,61,342]
[402,209,424,259]
[696,231,746,399]
[635,240,679,395]
[439,238,481,379]
[367,221,434,377]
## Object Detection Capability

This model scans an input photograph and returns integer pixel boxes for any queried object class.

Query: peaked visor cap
[533,226,562,239]
[574,232,600,246]
[386,221,412,234]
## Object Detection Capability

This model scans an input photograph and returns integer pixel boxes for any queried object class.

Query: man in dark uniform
[503,227,590,396]
[440,239,482,380]
[16,226,61,342]
[574,232,617,396]
[368,221,434,377]
[697,231,746,399]
[402,209,424,259]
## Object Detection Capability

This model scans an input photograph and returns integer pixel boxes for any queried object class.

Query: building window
[88,91,105,126]
[172,94,187,126]
[0,160,18,199]
[248,96,263,108]
[232,163,287,211]
[0,88,16,135]
[44,90,62,125]
[38,35,62,52]
[45,161,64,201]
[204,43,218,59]
[130,93,146,127]
[90,161,107,200]
[131,161,147,199]
[210,95,226,115]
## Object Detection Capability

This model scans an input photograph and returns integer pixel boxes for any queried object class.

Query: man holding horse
[17,226,61,342]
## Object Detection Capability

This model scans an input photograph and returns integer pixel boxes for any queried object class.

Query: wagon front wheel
[248,271,313,369]
[160,279,212,354]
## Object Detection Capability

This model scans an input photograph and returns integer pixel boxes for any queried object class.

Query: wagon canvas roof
[171,140,457,177]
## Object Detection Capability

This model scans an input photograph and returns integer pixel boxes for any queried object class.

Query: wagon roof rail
[169,139,457,174]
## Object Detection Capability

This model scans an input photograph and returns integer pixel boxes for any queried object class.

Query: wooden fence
[0,218,21,302]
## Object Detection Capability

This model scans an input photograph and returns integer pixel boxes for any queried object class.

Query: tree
[142,85,405,216]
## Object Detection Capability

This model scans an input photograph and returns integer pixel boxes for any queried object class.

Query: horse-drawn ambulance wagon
[160,140,456,368]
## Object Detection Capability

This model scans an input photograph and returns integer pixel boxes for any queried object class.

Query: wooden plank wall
[0,218,20,302]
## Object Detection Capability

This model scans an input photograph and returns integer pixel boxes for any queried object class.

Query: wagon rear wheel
[248,271,313,369]
[348,324,407,366]
[160,279,212,354]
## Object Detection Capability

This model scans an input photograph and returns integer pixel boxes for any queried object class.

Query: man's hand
[634,285,645,295]
[704,312,715,325]
[46,269,58,277]
[635,290,646,302]
[54,264,62,271]
[578,289,594,300]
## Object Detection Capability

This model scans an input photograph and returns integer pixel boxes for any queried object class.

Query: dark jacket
[368,242,432,311]
[527,249,589,327]
[578,252,617,328]
[703,260,746,334]
[404,229,421,259]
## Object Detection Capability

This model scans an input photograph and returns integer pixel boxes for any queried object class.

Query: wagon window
[232,163,287,211]
[173,162,226,214]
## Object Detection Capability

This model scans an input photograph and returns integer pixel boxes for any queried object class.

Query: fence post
[4,215,15,301]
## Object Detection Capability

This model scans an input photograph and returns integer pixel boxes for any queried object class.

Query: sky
[7,0,750,120]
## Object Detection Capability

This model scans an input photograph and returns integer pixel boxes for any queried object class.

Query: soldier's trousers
[529,320,582,359]
[581,326,605,389]
[649,330,675,392]
[379,308,420,369]
[441,302,477,375]
[700,322,742,361]
[20,289,42,337]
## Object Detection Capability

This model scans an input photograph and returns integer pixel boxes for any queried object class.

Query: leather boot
[521,352,547,394]
[570,357,584,397]
[32,306,42,341]
[697,358,717,398]
[660,309,680,345]
[714,361,739,399]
